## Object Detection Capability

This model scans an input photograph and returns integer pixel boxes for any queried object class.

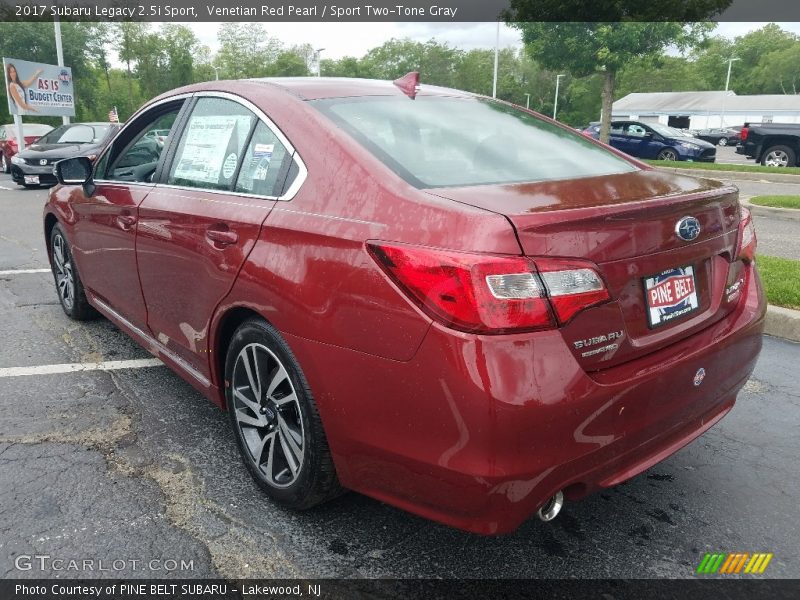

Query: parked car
[693,128,741,147]
[737,122,800,167]
[45,76,765,534]
[0,123,53,173]
[10,122,120,187]
[584,121,716,162]
[143,128,171,148]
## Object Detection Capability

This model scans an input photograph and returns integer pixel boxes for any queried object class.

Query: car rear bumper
[287,262,766,534]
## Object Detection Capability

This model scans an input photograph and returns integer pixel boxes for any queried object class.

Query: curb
[740,197,800,221]
[655,166,800,184]
[765,305,800,343]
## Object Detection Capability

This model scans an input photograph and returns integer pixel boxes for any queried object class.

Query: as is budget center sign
[4,57,76,117]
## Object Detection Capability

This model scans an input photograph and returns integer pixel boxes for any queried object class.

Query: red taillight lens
[740,127,749,141]
[367,243,610,334]
[737,207,757,263]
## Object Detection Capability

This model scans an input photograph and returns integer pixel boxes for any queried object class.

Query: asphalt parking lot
[0,173,798,580]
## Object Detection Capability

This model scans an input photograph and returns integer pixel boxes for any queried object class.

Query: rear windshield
[311,96,637,188]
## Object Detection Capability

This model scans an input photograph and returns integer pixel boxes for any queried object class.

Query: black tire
[760,145,796,168]
[657,148,679,161]
[225,317,342,509]
[49,223,97,321]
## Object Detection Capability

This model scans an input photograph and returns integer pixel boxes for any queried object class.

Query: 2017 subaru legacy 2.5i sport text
[44,74,765,534]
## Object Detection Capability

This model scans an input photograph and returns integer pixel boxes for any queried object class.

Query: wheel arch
[211,304,272,410]
[43,212,59,264]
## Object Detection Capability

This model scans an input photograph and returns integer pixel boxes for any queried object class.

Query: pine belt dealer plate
[644,265,699,328]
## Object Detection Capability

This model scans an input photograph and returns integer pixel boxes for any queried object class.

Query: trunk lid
[428,169,743,370]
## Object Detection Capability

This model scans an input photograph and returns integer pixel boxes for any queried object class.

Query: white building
[612,91,800,130]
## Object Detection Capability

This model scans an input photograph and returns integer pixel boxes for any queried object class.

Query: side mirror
[643,132,654,139]
[54,156,95,196]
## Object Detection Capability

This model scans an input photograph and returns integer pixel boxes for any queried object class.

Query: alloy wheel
[660,149,677,161]
[718,138,728,146]
[764,150,789,167]
[52,233,75,310]
[231,343,305,488]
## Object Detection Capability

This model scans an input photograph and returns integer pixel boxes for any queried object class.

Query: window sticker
[222,152,238,179]
[252,143,274,180]
[173,116,244,184]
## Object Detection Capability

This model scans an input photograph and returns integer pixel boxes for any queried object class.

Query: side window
[627,124,647,137]
[104,104,183,182]
[234,121,290,197]
[168,97,256,191]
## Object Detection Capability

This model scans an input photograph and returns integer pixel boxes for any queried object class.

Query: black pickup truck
[737,122,800,167]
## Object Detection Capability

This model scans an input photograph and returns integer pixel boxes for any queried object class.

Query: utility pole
[315,48,325,77]
[720,57,740,128]
[553,74,565,120]
[54,16,69,125]
[524,93,530,110]
[492,22,499,98]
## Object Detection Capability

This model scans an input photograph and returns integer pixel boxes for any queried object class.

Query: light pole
[720,57,740,128]
[492,22,499,98]
[211,66,219,81]
[315,48,325,77]
[553,74,565,120]
[524,93,530,110]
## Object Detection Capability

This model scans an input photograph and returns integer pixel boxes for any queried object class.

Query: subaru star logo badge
[39,159,48,166]
[693,368,706,386]
[676,216,701,241]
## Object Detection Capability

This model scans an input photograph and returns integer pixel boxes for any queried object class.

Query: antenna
[393,72,420,99]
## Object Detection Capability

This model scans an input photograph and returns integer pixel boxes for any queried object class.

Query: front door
[70,100,187,332]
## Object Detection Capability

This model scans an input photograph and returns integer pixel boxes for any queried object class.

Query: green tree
[507,22,715,142]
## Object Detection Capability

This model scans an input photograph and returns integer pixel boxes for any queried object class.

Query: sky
[177,21,800,61]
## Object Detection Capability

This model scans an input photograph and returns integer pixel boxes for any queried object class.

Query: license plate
[644,265,699,328]
[23,175,39,185]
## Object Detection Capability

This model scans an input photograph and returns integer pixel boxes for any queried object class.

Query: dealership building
[612,91,800,129]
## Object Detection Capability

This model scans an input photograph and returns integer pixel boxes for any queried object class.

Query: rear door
[136,93,300,379]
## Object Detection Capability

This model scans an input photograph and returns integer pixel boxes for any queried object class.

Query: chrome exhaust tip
[537,491,564,522]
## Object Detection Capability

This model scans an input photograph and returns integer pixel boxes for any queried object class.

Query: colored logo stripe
[697,552,773,574]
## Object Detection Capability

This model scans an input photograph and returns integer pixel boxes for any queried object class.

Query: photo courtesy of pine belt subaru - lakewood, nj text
[44,73,765,534]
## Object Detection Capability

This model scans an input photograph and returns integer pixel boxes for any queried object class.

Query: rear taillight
[737,207,757,263]
[367,243,610,334]
[740,127,749,141]
[535,258,610,324]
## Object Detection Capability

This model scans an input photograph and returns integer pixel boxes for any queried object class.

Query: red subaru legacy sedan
[44,76,765,534]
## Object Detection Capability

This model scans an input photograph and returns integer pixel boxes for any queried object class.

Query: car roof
[249,77,474,100]
[162,77,474,102]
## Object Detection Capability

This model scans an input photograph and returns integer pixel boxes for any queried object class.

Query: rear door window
[167,97,256,191]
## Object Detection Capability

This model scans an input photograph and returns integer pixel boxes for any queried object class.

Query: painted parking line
[0,268,51,275]
[0,358,164,378]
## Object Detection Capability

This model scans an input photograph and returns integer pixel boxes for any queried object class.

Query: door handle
[205,227,239,246]
[116,214,137,230]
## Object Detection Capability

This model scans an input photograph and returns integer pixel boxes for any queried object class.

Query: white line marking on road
[0,186,12,190]
[0,268,51,275]
[0,358,164,378]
